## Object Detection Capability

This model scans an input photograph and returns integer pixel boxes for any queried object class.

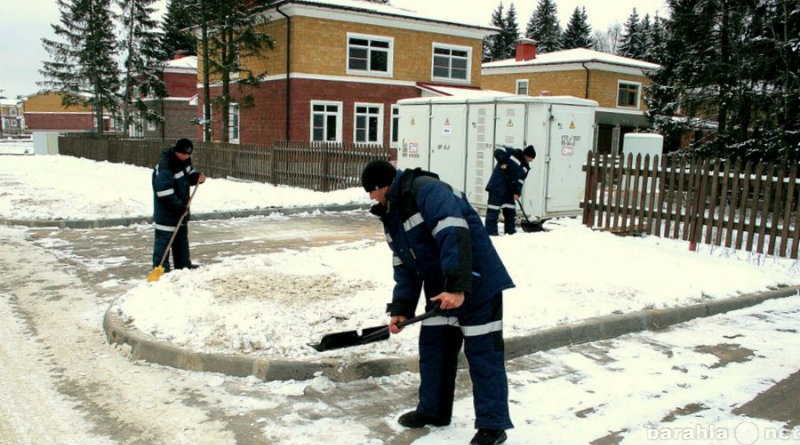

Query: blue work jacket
[371,168,515,318]
[152,148,201,227]
[485,146,530,198]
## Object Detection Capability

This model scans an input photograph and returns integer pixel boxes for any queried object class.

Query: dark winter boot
[397,410,450,428]
[469,429,507,445]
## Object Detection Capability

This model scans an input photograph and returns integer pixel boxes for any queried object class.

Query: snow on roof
[415,83,513,99]
[276,0,496,30]
[483,48,660,71]
[164,56,197,72]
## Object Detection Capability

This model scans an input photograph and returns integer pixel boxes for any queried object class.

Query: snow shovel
[147,183,200,282]
[516,199,549,233]
[308,302,442,352]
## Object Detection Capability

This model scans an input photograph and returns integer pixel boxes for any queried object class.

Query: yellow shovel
[147,183,200,282]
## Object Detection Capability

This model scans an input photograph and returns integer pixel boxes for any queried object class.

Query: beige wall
[482,69,651,110]
[202,15,483,87]
[24,92,93,113]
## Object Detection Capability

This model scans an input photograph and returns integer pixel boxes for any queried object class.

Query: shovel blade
[307,325,389,352]
[521,217,551,233]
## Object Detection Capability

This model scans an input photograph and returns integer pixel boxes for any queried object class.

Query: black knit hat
[523,145,536,159]
[361,160,396,192]
[174,138,194,154]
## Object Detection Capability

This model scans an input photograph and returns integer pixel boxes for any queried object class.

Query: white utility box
[396,95,597,219]
[33,131,60,155]
[623,133,663,164]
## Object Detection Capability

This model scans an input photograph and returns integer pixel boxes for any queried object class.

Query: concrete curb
[0,203,369,229]
[103,285,800,382]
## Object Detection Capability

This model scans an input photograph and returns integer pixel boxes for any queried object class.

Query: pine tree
[484,2,507,62]
[525,0,562,53]
[504,3,521,58]
[198,0,274,143]
[562,6,592,49]
[483,2,520,62]
[160,0,197,60]
[618,8,647,59]
[646,0,800,164]
[40,0,120,134]
[119,0,167,135]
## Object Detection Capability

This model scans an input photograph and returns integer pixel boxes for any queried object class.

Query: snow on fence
[57,135,390,192]
[582,151,800,259]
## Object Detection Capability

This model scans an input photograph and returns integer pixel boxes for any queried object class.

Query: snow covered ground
[2,141,798,361]
[3,141,800,445]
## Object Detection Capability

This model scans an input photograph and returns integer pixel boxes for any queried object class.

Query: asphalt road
[0,212,798,445]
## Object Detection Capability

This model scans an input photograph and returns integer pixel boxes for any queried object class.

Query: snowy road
[0,214,798,445]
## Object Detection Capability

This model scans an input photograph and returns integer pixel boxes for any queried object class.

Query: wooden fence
[582,151,800,259]
[57,135,390,192]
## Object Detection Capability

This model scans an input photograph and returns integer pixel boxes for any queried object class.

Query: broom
[147,183,200,282]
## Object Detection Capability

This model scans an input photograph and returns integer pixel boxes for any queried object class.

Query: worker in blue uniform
[484,145,536,235]
[152,138,205,271]
[361,160,514,445]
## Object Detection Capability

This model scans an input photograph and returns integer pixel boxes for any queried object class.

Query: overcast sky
[0,0,667,101]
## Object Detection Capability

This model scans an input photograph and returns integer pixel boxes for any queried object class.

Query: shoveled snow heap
[113,218,800,360]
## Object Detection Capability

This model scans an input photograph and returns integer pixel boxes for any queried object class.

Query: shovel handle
[359,302,442,344]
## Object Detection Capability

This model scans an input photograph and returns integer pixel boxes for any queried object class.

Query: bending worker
[484,145,536,236]
[361,160,514,445]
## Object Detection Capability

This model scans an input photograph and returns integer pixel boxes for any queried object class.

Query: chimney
[516,38,537,62]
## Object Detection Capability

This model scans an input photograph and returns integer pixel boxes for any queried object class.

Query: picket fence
[581,151,800,259]
[57,135,389,192]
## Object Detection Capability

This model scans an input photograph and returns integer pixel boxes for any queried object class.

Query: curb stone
[0,203,369,229]
[103,285,800,382]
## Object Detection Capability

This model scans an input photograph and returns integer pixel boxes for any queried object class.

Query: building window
[147,119,157,132]
[617,81,641,108]
[228,103,240,144]
[390,105,400,148]
[432,43,471,82]
[516,79,529,95]
[347,34,393,77]
[311,101,342,142]
[354,103,383,144]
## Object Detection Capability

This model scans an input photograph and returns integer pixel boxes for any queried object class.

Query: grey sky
[0,0,667,101]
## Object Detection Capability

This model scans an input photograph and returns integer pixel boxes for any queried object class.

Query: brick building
[198,0,495,148]
[136,56,198,141]
[23,91,110,132]
[482,39,660,154]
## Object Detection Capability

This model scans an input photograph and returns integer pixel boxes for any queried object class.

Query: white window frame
[617,81,642,109]
[516,79,529,95]
[347,33,394,77]
[431,43,471,83]
[228,103,240,144]
[390,105,400,148]
[310,101,343,142]
[353,102,384,144]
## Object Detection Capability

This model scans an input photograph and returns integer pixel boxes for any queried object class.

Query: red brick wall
[201,78,419,146]
[162,72,198,98]
[24,112,99,131]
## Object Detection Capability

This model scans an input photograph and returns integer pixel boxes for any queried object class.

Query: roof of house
[164,56,197,74]
[483,48,660,71]
[270,0,497,32]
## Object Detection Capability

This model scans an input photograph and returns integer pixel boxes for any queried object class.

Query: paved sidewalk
[102,285,800,382]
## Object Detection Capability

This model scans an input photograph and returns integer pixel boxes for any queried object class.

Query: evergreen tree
[646,0,800,164]
[197,0,274,143]
[484,2,507,61]
[562,6,592,49]
[525,0,562,53]
[618,8,647,59]
[483,2,520,62]
[40,0,120,134]
[160,0,197,60]
[119,0,167,135]
[504,3,521,58]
